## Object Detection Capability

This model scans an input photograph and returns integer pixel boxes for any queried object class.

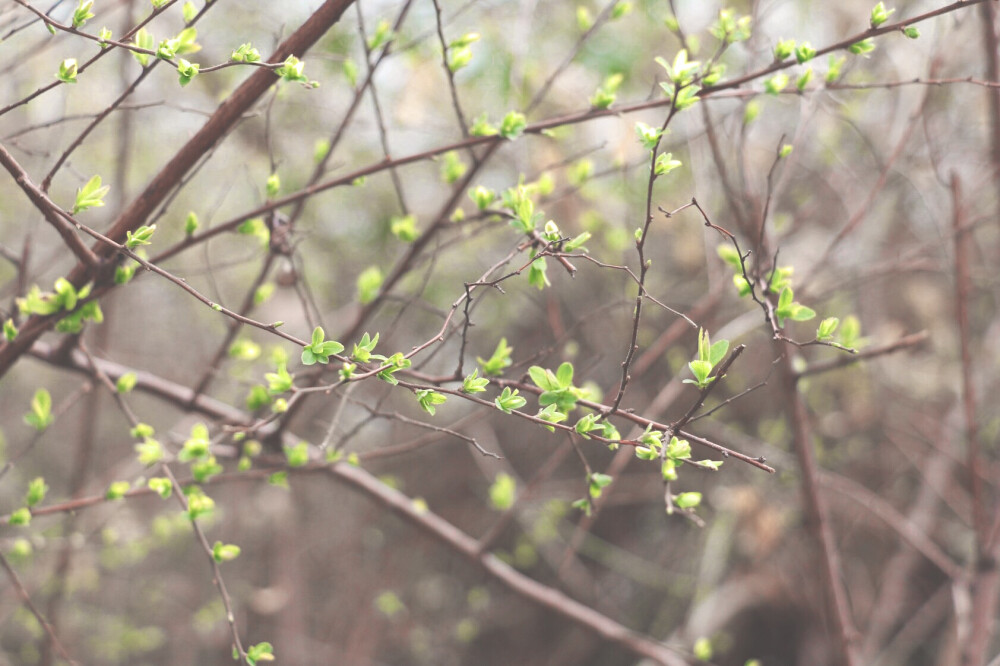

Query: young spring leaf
[125,225,156,249]
[301,327,344,365]
[24,388,54,431]
[499,111,527,139]
[588,472,613,498]
[489,473,516,510]
[462,369,489,394]
[57,59,78,84]
[494,386,526,414]
[73,175,110,214]
[816,317,840,341]
[72,0,95,28]
[415,389,447,416]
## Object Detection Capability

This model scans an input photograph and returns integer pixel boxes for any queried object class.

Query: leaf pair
[301,327,344,365]
[684,328,729,389]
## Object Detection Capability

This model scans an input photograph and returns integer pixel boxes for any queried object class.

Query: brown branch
[0,143,100,268]
[952,174,996,666]
[0,551,78,665]
[782,351,861,665]
[795,331,930,378]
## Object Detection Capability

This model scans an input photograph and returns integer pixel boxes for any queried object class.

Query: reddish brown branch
[0,551,78,665]
[782,350,860,665]
[0,144,100,268]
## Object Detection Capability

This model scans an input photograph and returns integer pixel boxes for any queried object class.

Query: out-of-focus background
[1,0,998,664]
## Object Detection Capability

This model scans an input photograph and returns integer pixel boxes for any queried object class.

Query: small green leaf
[415,389,447,416]
[246,641,275,665]
[527,253,549,290]
[448,45,474,72]
[356,266,383,304]
[342,58,358,87]
[764,72,788,95]
[654,152,682,175]
[131,423,155,439]
[635,446,658,461]
[773,38,795,61]
[674,491,702,509]
[125,224,156,249]
[797,67,813,91]
[192,455,223,482]
[839,315,863,348]
[826,55,847,83]
[186,488,216,519]
[666,436,691,460]
[634,122,663,151]
[266,173,280,198]
[694,636,713,661]
[351,331,379,363]
[663,458,680,480]
[589,473,613,500]
[817,317,840,341]
[870,2,895,28]
[57,58,78,84]
[24,388,54,431]
[147,477,172,499]
[461,369,489,394]
[179,423,211,462]
[611,1,632,19]
[495,386,526,414]
[231,43,261,63]
[212,541,242,562]
[589,73,623,109]
[176,58,199,86]
[499,111,527,140]
[4,319,18,341]
[709,339,729,366]
[478,338,513,376]
[25,477,48,507]
[73,175,110,214]
[9,508,32,526]
[367,18,394,51]
[105,480,131,500]
[489,473,516,510]
[795,42,816,63]
[470,113,497,136]
[276,55,307,83]
[116,372,137,393]
[284,441,309,467]
[390,214,418,242]
[575,413,600,438]
[468,185,495,210]
[132,28,155,67]
[72,0,95,28]
[135,437,163,465]
[536,404,567,432]
[229,338,261,361]
[687,360,712,386]
[849,38,876,56]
